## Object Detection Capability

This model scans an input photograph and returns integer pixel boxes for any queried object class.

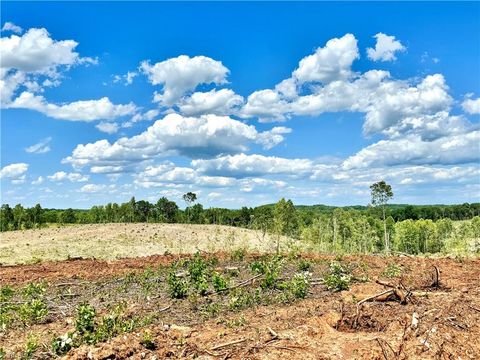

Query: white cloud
[25,137,51,154]
[342,131,480,169]
[192,153,313,178]
[141,55,229,105]
[31,176,44,185]
[0,162,28,180]
[2,22,23,34]
[125,71,137,85]
[367,33,406,62]
[64,113,290,171]
[96,122,119,134]
[462,97,480,114]
[292,33,359,84]
[177,89,244,116]
[47,171,89,182]
[79,184,108,193]
[0,27,93,74]
[10,92,136,121]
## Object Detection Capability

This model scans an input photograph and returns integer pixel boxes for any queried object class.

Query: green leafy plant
[75,303,96,344]
[22,334,38,359]
[0,286,16,331]
[212,272,228,292]
[298,259,312,272]
[282,274,309,299]
[250,256,283,289]
[167,272,189,299]
[323,261,352,292]
[51,332,75,355]
[22,282,46,299]
[231,248,246,261]
[19,298,48,324]
[140,330,156,350]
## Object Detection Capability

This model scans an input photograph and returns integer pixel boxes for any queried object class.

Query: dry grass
[0,223,294,265]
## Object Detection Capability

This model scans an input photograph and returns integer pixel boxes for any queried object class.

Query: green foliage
[278,274,309,299]
[0,286,15,331]
[298,258,312,271]
[23,282,46,299]
[212,272,228,292]
[22,334,38,359]
[140,330,156,350]
[51,332,75,355]
[19,299,48,325]
[75,303,96,337]
[167,272,189,299]
[187,253,210,295]
[228,288,261,311]
[324,261,352,292]
[250,256,283,289]
[230,248,246,261]
[382,263,402,278]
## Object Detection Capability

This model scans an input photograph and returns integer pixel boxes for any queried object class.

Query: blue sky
[1,1,479,209]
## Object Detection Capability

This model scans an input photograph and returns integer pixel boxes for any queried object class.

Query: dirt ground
[1,253,479,360]
[0,223,283,265]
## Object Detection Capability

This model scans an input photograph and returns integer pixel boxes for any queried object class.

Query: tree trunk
[383,206,388,254]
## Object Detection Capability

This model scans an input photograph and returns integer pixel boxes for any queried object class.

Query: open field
[1,241,480,359]
[0,223,287,266]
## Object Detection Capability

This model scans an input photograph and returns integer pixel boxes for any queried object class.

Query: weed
[187,253,210,294]
[280,273,309,299]
[167,272,189,299]
[250,256,283,289]
[22,334,38,359]
[51,332,75,355]
[140,330,156,350]
[0,286,14,301]
[75,303,96,340]
[0,286,16,331]
[19,298,48,325]
[212,272,228,292]
[323,261,352,292]
[228,288,261,311]
[298,259,312,271]
[22,282,46,299]
[382,263,402,278]
[231,248,246,261]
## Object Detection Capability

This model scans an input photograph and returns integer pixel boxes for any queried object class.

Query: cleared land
[0,223,285,265]
[1,225,479,359]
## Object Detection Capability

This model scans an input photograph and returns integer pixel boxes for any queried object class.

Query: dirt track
[1,254,479,359]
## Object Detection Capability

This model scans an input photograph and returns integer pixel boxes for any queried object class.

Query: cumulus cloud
[367,33,406,62]
[177,89,244,116]
[25,137,51,154]
[292,33,359,84]
[342,131,480,169]
[141,55,229,106]
[64,113,290,172]
[47,171,89,182]
[1,22,22,34]
[79,184,109,193]
[462,97,480,114]
[31,176,44,185]
[10,92,136,121]
[96,122,119,134]
[0,162,28,180]
[192,153,313,178]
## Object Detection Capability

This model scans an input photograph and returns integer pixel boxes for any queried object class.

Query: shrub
[22,334,38,359]
[22,282,46,299]
[250,256,283,289]
[51,332,75,355]
[75,303,96,334]
[187,253,210,295]
[298,259,312,272]
[167,272,189,299]
[323,261,352,292]
[19,299,48,324]
[212,272,228,292]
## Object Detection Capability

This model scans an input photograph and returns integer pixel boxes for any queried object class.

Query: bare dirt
[1,253,479,359]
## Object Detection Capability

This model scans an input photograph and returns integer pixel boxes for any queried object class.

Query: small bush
[187,253,210,295]
[287,274,309,299]
[323,261,352,292]
[167,272,189,299]
[22,282,46,299]
[51,332,75,355]
[75,303,96,334]
[250,256,283,289]
[212,272,228,292]
[298,259,312,272]
[19,299,48,324]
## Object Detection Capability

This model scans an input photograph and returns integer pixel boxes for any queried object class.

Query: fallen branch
[431,266,440,288]
[211,338,248,351]
[206,274,263,295]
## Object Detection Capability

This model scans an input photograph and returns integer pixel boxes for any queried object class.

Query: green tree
[370,181,394,253]
[156,197,178,223]
[273,198,298,253]
[0,204,14,231]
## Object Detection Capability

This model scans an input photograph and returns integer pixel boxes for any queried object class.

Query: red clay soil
[1,254,480,359]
